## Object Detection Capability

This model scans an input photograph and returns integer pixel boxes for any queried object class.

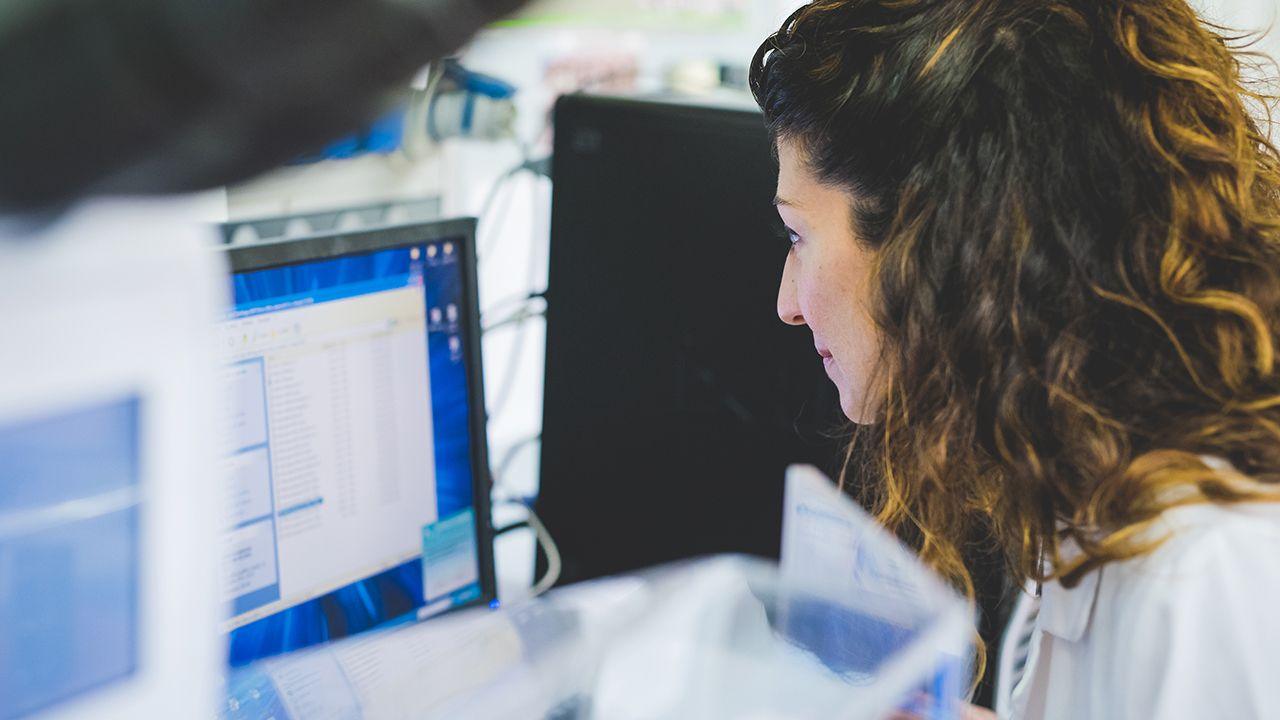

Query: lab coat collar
[1037,542,1102,642]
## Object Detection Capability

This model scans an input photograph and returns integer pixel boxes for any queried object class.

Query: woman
[750,0,1280,717]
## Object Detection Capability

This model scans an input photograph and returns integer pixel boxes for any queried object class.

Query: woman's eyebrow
[773,195,798,207]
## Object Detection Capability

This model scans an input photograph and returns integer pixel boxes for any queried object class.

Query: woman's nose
[777,253,805,326]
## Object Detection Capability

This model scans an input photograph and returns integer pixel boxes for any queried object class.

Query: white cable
[525,506,561,597]
[491,485,560,599]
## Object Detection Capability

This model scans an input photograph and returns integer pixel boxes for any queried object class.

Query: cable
[484,171,550,420]
[490,432,555,596]
[493,433,541,490]
[478,152,552,260]
[491,496,561,597]
[525,506,561,597]
[492,520,529,538]
[472,132,553,424]
[482,289,546,322]
[477,165,522,258]
[482,300,545,334]
[487,314,536,417]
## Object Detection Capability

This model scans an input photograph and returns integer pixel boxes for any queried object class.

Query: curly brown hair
[751,0,1280,669]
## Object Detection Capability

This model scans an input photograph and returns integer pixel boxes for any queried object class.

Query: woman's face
[774,137,883,424]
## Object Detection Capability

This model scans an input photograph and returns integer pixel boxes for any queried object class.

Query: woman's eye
[776,224,801,249]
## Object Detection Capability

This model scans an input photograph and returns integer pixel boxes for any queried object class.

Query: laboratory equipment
[0,199,225,719]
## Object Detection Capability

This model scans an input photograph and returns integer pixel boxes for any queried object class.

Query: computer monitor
[536,94,845,585]
[1,199,223,720]
[218,218,496,666]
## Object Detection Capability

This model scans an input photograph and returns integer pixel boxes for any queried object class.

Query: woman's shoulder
[1043,499,1280,644]
[1150,500,1280,559]
[1073,500,1280,718]
[1118,456,1280,579]
[1104,499,1280,601]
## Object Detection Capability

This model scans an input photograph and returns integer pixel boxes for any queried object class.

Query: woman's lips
[817,347,835,372]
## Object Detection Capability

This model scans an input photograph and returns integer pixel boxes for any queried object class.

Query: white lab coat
[1005,500,1280,719]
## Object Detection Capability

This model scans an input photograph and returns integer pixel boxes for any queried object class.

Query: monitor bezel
[220,216,498,633]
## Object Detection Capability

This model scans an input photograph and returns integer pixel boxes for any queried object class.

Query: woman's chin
[838,388,878,425]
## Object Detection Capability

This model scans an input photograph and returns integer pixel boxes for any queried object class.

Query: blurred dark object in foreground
[0,0,526,211]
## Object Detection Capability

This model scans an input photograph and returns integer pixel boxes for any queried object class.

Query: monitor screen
[218,219,494,667]
[0,397,141,719]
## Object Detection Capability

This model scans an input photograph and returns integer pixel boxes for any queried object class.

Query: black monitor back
[537,94,844,585]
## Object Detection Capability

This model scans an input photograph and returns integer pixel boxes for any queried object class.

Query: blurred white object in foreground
[0,199,226,719]
[223,466,971,720]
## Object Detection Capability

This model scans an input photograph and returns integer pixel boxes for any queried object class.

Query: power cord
[491,433,558,597]
[524,507,561,597]
[492,498,561,598]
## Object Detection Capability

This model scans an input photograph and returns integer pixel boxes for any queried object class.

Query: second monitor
[537,95,845,585]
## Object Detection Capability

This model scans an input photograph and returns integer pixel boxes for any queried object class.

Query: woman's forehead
[775,139,819,201]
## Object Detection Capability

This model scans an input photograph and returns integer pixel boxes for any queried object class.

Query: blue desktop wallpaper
[226,240,480,667]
